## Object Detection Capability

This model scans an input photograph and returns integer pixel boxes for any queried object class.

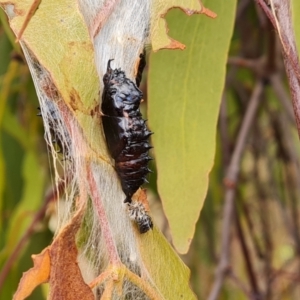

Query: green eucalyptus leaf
[148,0,236,253]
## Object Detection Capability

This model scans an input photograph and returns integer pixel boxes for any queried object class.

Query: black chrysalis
[101,58,153,233]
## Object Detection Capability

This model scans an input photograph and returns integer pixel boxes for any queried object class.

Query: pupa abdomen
[101,59,152,204]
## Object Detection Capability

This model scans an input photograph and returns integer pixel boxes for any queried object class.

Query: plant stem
[207,81,264,300]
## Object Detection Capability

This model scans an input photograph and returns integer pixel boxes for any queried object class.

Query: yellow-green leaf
[292,0,300,54]
[148,0,237,253]
[138,227,196,299]
[151,0,217,51]
[1,0,102,154]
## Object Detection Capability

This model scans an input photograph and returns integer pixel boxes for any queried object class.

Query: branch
[228,270,252,298]
[270,73,295,124]
[234,205,262,299]
[240,200,265,260]
[86,164,120,265]
[219,94,230,168]
[256,0,300,137]
[228,57,265,76]
[207,81,264,300]
[16,0,41,41]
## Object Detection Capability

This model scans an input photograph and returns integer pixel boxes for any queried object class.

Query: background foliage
[1,0,300,299]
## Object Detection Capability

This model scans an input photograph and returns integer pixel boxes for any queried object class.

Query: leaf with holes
[148,0,237,253]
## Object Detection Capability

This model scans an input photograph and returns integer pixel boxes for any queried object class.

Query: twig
[228,57,263,74]
[256,0,300,137]
[236,0,252,21]
[16,0,41,41]
[240,200,265,260]
[228,55,274,79]
[270,73,295,124]
[267,154,295,241]
[234,204,262,299]
[125,267,163,300]
[228,269,251,298]
[256,0,300,78]
[254,1,268,29]
[89,264,163,300]
[274,113,300,251]
[100,279,114,300]
[54,88,119,266]
[286,167,300,253]
[207,81,264,300]
[89,270,112,289]
[250,133,274,298]
[219,94,230,168]
[86,164,120,265]
[269,111,300,249]
[0,179,66,290]
[274,265,300,300]
[269,256,297,285]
